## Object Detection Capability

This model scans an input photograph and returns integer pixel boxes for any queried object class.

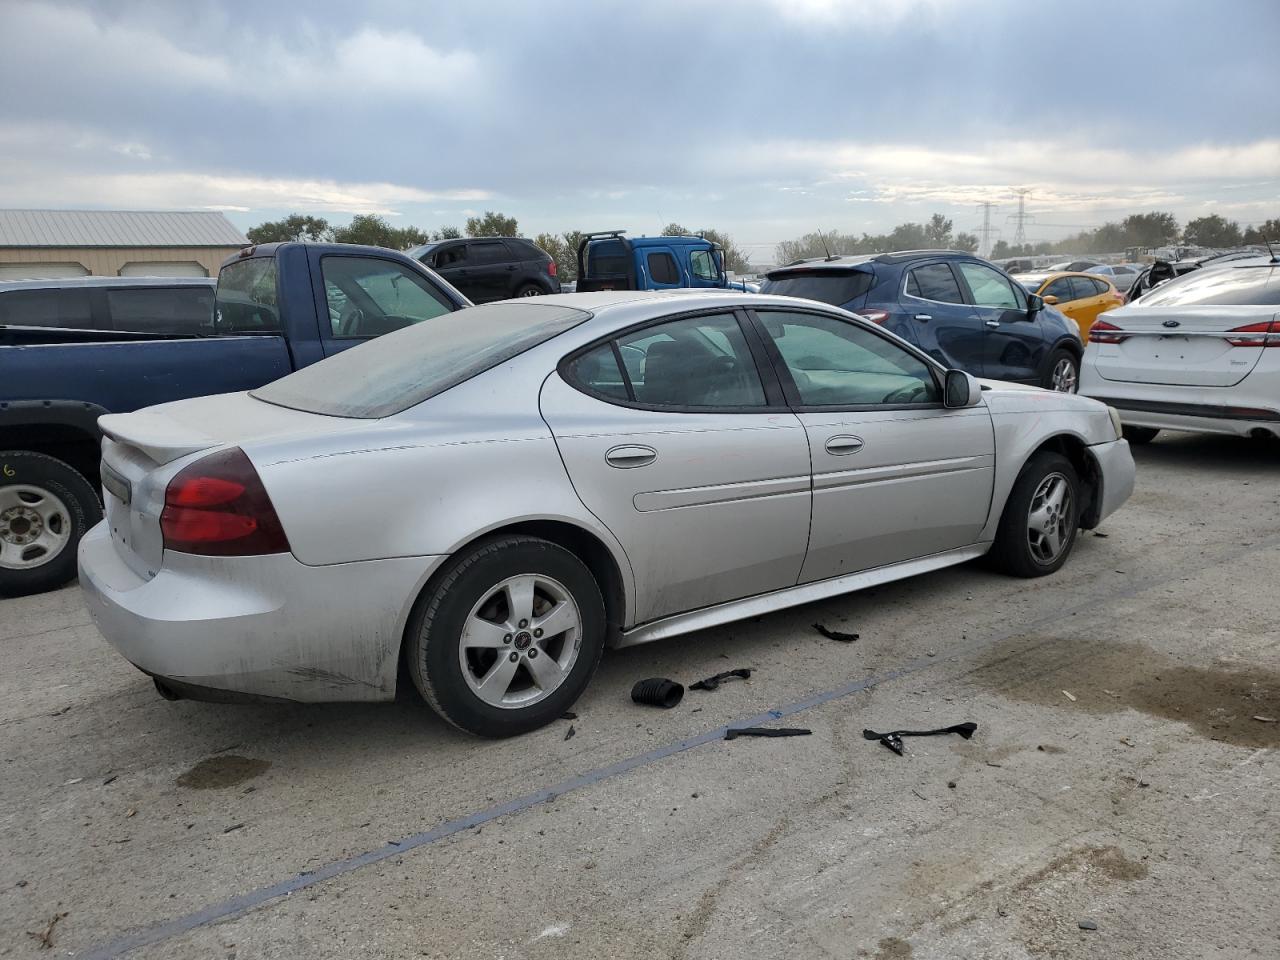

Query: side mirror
[944,369,982,408]
[1027,293,1046,313]
[1041,294,1059,306]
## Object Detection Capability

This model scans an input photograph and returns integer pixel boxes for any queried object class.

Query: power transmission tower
[976,201,998,257]
[1009,188,1034,249]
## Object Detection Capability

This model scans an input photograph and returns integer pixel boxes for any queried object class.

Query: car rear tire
[1043,348,1079,393]
[406,536,605,737]
[1122,425,1159,445]
[516,283,544,297]
[988,451,1080,578]
[0,450,102,597]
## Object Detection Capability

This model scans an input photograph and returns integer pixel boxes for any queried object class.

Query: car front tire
[1122,425,1159,445]
[0,450,102,597]
[988,451,1081,578]
[406,536,605,737]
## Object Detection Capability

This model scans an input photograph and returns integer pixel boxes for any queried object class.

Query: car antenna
[1265,236,1278,264]
[818,230,837,261]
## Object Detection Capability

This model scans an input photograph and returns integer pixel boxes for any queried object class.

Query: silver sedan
[79,292,1134,736]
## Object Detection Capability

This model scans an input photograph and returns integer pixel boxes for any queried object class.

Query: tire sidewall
[409,538,605,737]
[0,451,102,596]
[997,452,1081,577]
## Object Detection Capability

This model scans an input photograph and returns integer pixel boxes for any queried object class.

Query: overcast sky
[2,0,1277,261]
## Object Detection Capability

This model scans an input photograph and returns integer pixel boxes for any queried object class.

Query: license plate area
[100,461,132,506]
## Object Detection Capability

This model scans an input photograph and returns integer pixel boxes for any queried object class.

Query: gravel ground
[1,433,1276,960]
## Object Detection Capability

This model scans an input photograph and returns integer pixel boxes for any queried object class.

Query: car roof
[0,276,215,292]
[770,249,977,274]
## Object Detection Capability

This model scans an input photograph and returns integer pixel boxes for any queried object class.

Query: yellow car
[1013,271,1125,340]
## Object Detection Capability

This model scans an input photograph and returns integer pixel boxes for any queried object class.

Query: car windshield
[1139,264,1280,307]
[759,269,875,306]
[252,302,590,418]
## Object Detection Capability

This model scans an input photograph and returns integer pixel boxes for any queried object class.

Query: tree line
[989,212,1279,260]
[776,214,979,265]
[245,213,752,281]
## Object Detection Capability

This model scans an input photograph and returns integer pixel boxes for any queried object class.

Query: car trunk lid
[98,392,365,578]
[1090,305,1278,387]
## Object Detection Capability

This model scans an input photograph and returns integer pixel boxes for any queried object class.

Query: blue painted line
[79,657,932,960]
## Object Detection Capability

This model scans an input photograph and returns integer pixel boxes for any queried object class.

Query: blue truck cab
[576,231,743,292]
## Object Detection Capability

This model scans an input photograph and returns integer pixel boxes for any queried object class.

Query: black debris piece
[690,668,752,691]
[564,725,576,742]
[1078,919,1099,931]
[814,624,860,643]
[863,721,978,756]
[725,727,812,740]
[1093,532,1109,538]
[561,711,578,721]
[222,823,244,834]
[631,678,684,709]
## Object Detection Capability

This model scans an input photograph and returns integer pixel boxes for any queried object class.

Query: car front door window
[957,262,1020,308]
[321,256,452,338]
[756,310,939,406]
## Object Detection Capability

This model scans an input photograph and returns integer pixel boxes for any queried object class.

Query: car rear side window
[321,256,452,338]
[215,257,281,334]
[106,286,214,335]
[565,344,630,401]
[759,270,875,306]
[1140,266,1280,306]
[906,263,965,303]
[468,241,510,265]
[647,252,680,284]
[253,302,590,418]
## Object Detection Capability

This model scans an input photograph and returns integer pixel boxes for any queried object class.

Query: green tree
[656,223,752,272]
[1185,214,1242,247]
[990,239,1011,260]
[923,213,953,247]
[331,215,427,250]
[1122,212,1179,247]
[433,225,462,240]
[533,230,586,282]
[465,211,520,237]
[1242,218,1280,245]
[246,214,331,244]
[954,231,979,253]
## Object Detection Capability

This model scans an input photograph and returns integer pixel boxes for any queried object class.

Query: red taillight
[547,259,557,277]
[1224,321,1279,347]
[161,447,290,556]
[860,309,890,325]
[1089,320,1128,344]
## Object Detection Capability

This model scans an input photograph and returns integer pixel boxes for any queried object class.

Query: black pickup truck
[0,242,468,596]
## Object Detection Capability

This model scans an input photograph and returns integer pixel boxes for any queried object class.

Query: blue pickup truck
[0,242,468,596]
[576,231,750,292]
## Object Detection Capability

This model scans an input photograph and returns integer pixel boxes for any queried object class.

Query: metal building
[0,210,248,279]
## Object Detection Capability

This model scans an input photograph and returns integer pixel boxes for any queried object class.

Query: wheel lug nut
[518,619,529,629]
[528,649,538,659]
[503,634,513,644]
[508,652,519,663]
[533,628,543,638]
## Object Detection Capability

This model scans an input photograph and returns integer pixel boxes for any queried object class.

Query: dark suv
[407,237,560,303]
[760,250,1083,391]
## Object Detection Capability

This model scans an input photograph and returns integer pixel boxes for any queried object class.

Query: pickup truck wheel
[406,536,605,738]
[988,451,1080,578]
[0,451,101,597]
[515,283,544,297]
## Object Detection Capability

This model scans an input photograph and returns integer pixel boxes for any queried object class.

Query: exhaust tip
[1249,428,1274,440]
[154,678,183,701]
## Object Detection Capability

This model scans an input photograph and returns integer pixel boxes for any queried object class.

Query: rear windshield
[252,302,590,418]
[759,269,875,306]
[585,239,630,278]
[215,257,281,334]
[1140,264,1280,306]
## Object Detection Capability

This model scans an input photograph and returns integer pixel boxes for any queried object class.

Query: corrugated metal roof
[0,210,248,248]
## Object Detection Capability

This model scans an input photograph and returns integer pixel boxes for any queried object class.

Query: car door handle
[824,435,864,455]
[605,445,658,468]
[985,319,1001,328]
[914,313,932,321]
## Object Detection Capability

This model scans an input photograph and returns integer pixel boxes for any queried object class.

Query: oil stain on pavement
[176,755,271,789]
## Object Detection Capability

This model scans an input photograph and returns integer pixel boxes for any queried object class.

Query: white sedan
[79,291,1134,737]
[1081,256,1280,443]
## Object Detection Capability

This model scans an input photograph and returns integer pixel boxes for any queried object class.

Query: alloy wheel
[1051,357,1078,393]
[1026,472,1073,565]
[458,573,582,708]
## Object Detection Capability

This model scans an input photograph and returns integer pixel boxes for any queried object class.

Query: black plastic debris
[561,711,578,721]
[690,668,752,691]
[564,725,576,742]
[862,721,978,756]
[725,727,811,740]
[814,624,859,643]
[631,678,684,708]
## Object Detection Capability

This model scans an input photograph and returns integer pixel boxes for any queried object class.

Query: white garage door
[0,262,90,280]
[118,261,209,278]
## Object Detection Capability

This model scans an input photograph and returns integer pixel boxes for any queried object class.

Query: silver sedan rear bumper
[78,521,442,702]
